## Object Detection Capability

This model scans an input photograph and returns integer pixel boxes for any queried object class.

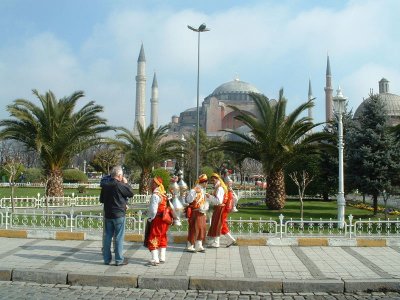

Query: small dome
[209,78,262,98]
[354,94,400,119]
[354,79,400,126]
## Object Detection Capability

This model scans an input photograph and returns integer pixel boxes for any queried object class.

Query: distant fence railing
[0,194,150,209]
[0,182,140,189]
[0,207,399,238]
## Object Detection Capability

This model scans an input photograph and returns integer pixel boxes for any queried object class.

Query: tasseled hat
[210,173,228,193]
[198,174,208,183]
[153,176,166,194]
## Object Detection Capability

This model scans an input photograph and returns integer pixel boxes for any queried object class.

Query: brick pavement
[0,237,399,294]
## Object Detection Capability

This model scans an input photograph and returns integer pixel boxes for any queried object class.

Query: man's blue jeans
[103,217,125,264]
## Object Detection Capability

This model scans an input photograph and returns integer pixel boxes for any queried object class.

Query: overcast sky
[1,0,399,131]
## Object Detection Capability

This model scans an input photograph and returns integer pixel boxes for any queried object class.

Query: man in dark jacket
[100,165,133,266]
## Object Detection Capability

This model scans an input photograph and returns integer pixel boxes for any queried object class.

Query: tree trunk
[11,184,15,213]
[265,169,286,210]
[140,169,151,194]
[46,169,64,197]
[372,193,378,216]
[300,198,304,219]
[322,191,329,201]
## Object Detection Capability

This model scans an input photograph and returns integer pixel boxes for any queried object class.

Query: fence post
[36,193,41,208]
[69,209,74,232]
[137,210,142,234]
[348,214,353,238]
[279,214,284,238]
[5,207,9,229]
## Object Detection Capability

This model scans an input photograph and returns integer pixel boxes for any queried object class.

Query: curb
[1,268,400,292]
[68,272,138,288]
[189,277,282,292]
[282,279,344,293]
[344,279,400,293]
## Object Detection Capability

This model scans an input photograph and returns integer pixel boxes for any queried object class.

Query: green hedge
[63,169,88,183]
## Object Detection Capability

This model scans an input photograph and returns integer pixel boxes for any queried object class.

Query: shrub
[77,185,87,193]
[23,168,45,183]
[63,169,88,183]
[200,166,214,180]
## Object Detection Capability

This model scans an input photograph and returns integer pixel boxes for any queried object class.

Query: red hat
[198,174,208,183]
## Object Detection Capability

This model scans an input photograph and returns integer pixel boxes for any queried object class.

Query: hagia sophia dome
[206,78,262,101]
[169,77,266,136]
[354,78,400,126]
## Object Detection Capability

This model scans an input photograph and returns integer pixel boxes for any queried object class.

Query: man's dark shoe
[104,261,111,265]
[115,258,129,266]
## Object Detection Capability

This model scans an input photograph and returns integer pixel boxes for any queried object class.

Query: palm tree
[114,123,183,194]
[0,90,111,196]
[218,89,332,209]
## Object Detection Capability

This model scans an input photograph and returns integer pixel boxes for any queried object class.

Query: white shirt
[207,184,224,205]
[186,185,204,204]
[148,188,162,221]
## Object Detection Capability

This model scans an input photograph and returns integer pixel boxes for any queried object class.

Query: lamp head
[333,86,347,114]
[187,23,210,32]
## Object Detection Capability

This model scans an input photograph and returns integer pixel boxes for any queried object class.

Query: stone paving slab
[0,268,12,281]
[0,237,400,293]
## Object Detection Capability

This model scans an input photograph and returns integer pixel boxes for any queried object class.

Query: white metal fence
[1,191,400,238]
[0,194,150,209]
[0,182,140,189]
[0,207,399,238]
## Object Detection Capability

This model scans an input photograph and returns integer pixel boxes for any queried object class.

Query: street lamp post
[181,134,186,177]
[187,23,210,178]
[333,86,347,227]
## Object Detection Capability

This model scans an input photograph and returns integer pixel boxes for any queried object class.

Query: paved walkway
[0,237,400,295]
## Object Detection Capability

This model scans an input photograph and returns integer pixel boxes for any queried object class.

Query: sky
[1,0,399,131]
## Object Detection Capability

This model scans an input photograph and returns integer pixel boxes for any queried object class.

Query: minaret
[134,43,146,133]
[324,55,333,122]
[150,72,159,128]
[308,78,314,122]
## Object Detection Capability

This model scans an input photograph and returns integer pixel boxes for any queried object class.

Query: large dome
[353,79,400,126]
[209,78,262,99]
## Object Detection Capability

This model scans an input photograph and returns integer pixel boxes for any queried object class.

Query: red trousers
[146,215,169,251]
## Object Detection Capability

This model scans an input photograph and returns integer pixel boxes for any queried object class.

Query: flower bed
[347,200,400,216]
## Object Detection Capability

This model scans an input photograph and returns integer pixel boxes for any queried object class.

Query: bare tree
[288,170,314,219]
[241,158,263,183]
[90,146,122,174]
[2,156,23,212]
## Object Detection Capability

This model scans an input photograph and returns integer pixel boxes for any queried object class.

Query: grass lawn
[0,186,101,198]
[232,198,398,221]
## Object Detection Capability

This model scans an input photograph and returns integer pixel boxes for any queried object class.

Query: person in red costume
[206,173,237,248]
[185,174,209,252]
[144,176,171,266]
[222,176,237,247]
